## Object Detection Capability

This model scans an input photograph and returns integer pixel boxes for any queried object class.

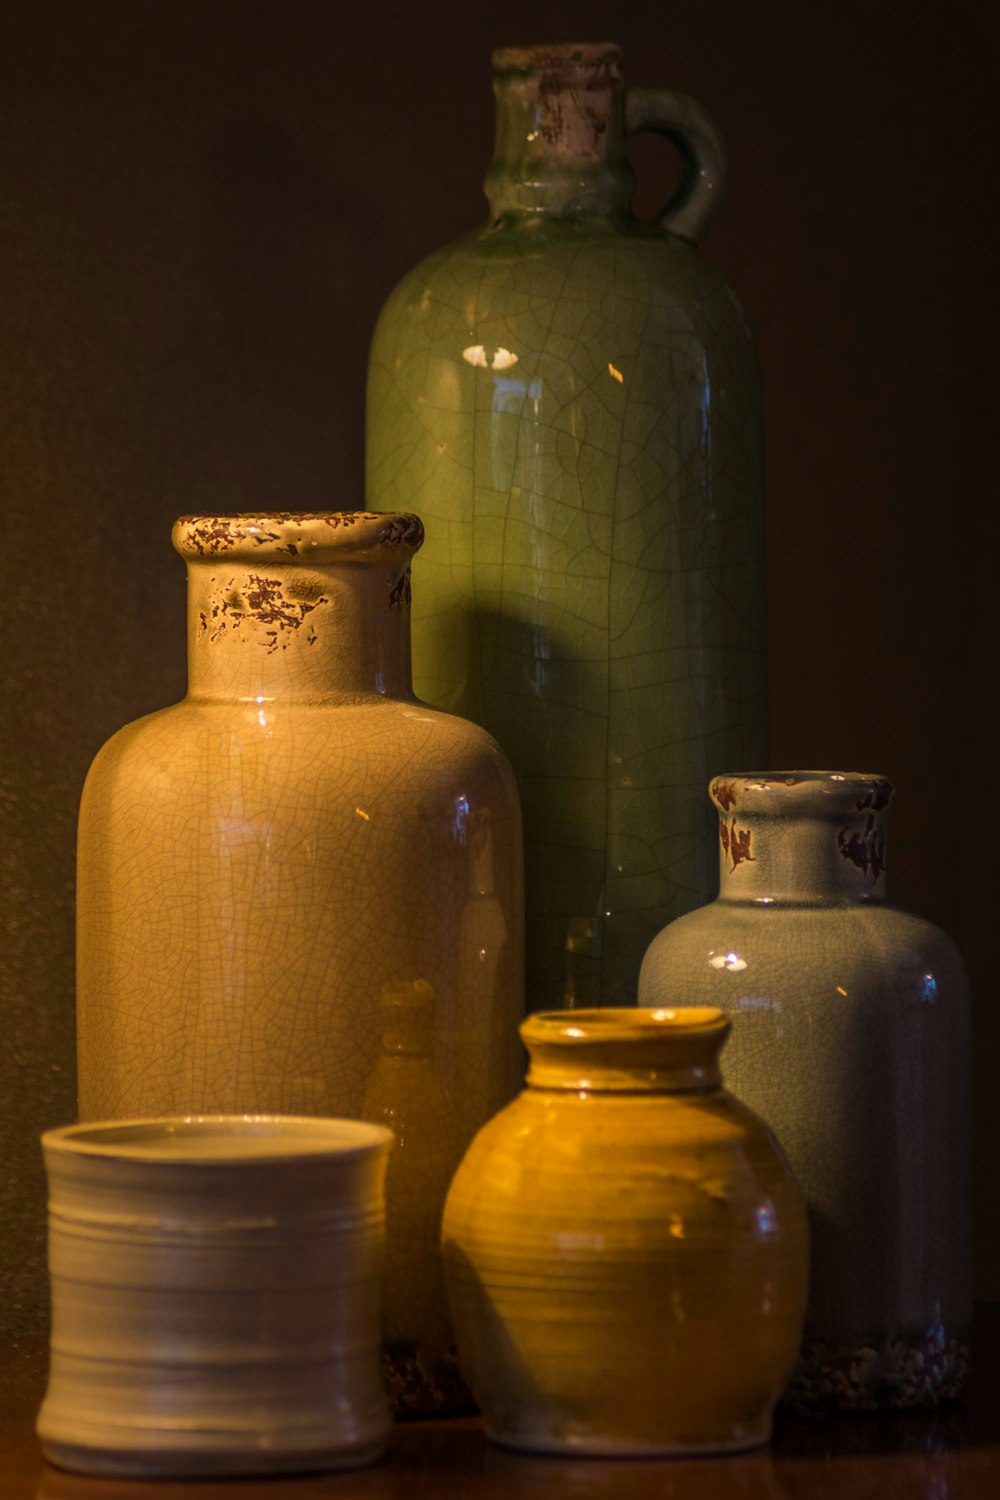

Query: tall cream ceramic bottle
[75,511,525,1413]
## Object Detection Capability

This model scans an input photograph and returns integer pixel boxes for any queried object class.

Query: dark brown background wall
[1,0,994,1334]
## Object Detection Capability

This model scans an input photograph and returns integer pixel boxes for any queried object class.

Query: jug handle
[625,88,727,243]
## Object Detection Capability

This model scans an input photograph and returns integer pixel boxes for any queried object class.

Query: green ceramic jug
[366,43,765,1009]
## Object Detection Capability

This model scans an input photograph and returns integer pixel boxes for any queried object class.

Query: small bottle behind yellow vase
[442,1006,808,1456]
[361,980,466,1411]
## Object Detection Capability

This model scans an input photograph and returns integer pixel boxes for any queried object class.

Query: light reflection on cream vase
[75,511,525,1414]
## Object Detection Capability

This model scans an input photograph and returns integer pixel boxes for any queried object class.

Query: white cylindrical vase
[38,1115,393,1478]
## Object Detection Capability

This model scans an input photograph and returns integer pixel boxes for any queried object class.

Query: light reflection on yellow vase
[442,1007,808,1456]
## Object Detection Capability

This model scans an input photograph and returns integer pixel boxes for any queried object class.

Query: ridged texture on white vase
[37,1115,392,1478]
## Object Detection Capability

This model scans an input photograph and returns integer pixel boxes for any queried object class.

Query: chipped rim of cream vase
[37,1114,394,1479]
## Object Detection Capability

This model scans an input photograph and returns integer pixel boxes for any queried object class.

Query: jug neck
[710,772,895,905]
[173,512,422,702]
[485,43,634,222]
[522,1007,730,1094]
[377,980,436,1058]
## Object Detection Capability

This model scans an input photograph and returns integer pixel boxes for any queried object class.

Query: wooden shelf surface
[4,1311,1000,1499]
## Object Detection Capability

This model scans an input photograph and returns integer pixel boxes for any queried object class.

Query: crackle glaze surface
[442,1008,808,1456]
[75,512,525,1414]
[38,1116,392,1477]
[366,44,765,1011]
[639,772,972,1409]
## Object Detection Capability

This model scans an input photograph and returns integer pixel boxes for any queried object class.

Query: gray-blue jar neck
[711,774,894,905]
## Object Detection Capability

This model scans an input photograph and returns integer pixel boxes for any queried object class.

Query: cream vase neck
[172,512,422,703]
[710,771,895,906]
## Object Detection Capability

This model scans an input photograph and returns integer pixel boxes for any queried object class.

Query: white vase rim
[42,1114,395,1165]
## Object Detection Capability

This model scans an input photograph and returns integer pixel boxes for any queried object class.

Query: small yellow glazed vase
[442,1008,808,1457]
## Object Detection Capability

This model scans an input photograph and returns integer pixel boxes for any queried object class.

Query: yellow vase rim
[521,1006,729,1045]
